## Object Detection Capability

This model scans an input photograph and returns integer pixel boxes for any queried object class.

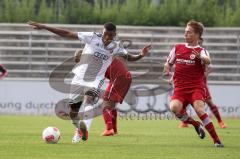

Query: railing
[1,26,240,84]
[28,31,32,70]
[237,34,240,73]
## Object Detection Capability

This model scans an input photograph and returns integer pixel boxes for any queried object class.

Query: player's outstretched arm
[126,44,152,61]
[27,21,78,39]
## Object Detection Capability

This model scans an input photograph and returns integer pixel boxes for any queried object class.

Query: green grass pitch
[0,115,239,159]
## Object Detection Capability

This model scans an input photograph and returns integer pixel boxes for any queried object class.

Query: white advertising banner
[0,80,66,115]
[0,80,240,118]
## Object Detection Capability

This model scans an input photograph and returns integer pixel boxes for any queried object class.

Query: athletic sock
[176,110,200,127]
[209,105,222,123]
[82,105,94,131]
[112,108,118,133]
[199,113,221,143]
[83,119,92,131]
[103,107,113,130]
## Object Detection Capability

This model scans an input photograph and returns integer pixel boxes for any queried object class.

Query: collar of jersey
[185,43,200,49]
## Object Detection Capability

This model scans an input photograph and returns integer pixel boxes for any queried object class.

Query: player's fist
[192,49,201,59]
[74,49,82,63]
[162,63,171,76]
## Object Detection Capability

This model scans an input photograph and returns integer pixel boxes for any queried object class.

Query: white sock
[84,118,93,131]
[79,102,104,131]
[83,105,94,131]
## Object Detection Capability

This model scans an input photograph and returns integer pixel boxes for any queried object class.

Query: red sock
[112,108,117,133]
[103,107,113,130]
[209,105,222,123]
[200,113,220,143]
[176,110,199,127]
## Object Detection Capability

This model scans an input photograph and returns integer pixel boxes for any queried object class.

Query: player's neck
[187,41,198,47]
[102,38,111,47]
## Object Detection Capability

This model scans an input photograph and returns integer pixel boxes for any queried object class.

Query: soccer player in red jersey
[163,20,224,147]
[0,64,8,79]
[178,38,227,129]
[179,65,227,129]
[102,54,149,136]
[102,58,131,136]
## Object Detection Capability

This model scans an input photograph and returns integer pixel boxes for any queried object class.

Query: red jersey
[167,43,209,92]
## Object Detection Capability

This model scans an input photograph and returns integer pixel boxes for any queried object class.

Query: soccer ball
[42,127,61,144]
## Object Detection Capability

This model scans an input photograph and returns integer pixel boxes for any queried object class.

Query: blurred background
[1,0,240,26]
[0,0,240,117]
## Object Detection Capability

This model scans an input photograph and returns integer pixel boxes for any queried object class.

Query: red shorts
[104,59,132,103]
[171,88,205,109]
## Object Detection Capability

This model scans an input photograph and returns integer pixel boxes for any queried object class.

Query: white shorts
[69,75,104,103]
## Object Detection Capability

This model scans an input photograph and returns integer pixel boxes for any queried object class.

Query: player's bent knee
[194,106,205,116]
[103,100,116,109]
[193,100,205,115]
[84,88,100,104]
[170,100,183,113]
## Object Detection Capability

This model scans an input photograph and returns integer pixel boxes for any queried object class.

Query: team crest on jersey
[190,54,195,59]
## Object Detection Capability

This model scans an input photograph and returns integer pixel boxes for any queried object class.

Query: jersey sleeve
[200,49,210,59]
[167,46,176,65]
[77,32,94,44]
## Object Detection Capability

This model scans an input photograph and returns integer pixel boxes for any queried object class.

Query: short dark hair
[187,20,204,38]
[104,22,116,31]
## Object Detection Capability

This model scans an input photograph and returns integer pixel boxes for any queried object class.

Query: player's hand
[192,49,201,59]
[74,49,82,63]
[162,63,171,76]
[28,21,45,30]
[140,44,152,57]
[167,79,173,85]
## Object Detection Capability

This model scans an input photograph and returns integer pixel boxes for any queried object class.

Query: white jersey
[72,32,127,87]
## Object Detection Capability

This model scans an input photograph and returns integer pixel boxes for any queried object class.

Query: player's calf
[79,121,88,141]
[193,122,205,139]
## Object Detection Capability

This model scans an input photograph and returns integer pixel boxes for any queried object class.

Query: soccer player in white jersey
[28,21,151,142]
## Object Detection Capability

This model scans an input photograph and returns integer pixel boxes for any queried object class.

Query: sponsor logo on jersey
[94,52,109,60]
[176,58,195,65]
